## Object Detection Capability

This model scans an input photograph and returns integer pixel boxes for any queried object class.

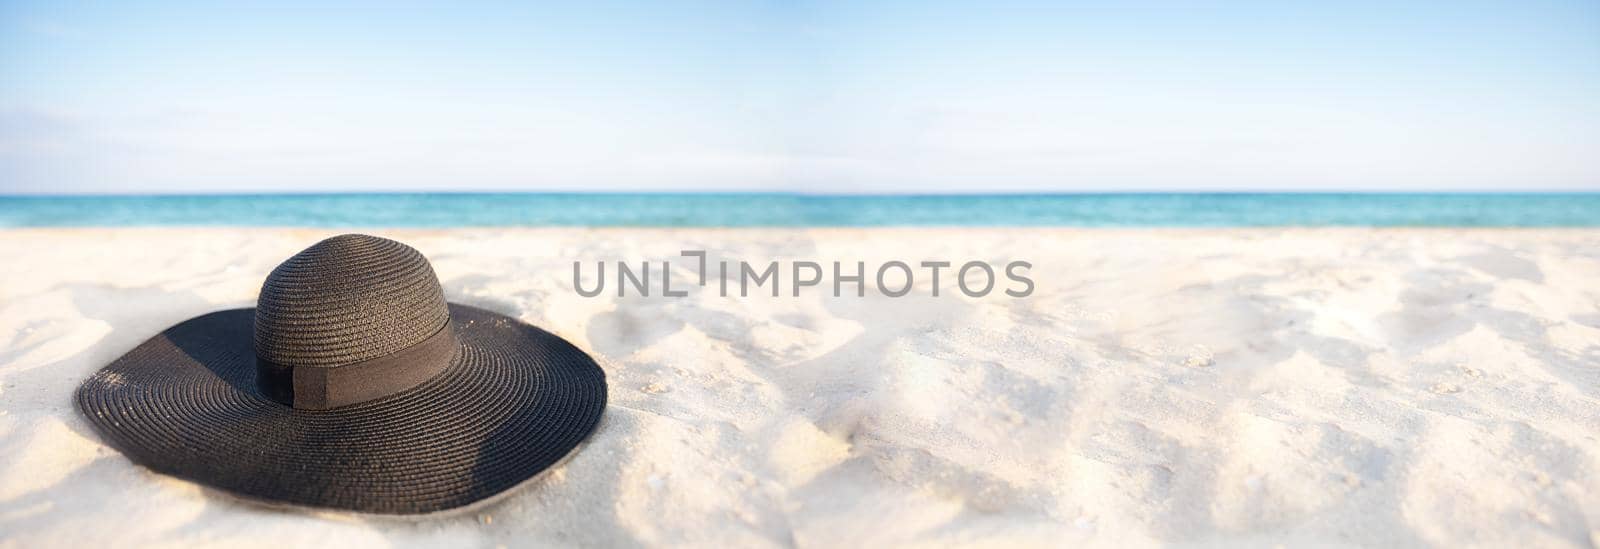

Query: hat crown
[254,234,450,370]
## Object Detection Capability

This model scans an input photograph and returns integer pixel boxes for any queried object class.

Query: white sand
[2,227,1598,548]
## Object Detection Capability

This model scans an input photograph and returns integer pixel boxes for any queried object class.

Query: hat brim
[75,303,608,515]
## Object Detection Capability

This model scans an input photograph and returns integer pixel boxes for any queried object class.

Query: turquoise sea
[1,193,1597,227]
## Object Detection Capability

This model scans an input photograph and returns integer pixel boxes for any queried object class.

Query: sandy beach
[2,227,1598,548]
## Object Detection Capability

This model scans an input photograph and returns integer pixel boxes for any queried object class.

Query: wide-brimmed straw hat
[75,234,608,514]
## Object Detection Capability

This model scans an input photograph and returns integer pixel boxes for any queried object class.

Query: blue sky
[2,0,1597,194]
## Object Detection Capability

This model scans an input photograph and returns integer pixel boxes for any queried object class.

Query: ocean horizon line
[3,190,1598,199]
[2,192,1598,228]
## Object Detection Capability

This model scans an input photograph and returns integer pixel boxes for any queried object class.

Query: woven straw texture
[255,234,449,369]
[75,234,607,514]
[77,304,607,514]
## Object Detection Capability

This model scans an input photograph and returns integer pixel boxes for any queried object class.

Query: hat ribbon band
[256,320,459,410]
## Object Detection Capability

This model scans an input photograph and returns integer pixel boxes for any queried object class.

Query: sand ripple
[2,228,1598,547]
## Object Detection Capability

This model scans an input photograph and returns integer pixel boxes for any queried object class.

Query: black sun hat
[75,234,608,514]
